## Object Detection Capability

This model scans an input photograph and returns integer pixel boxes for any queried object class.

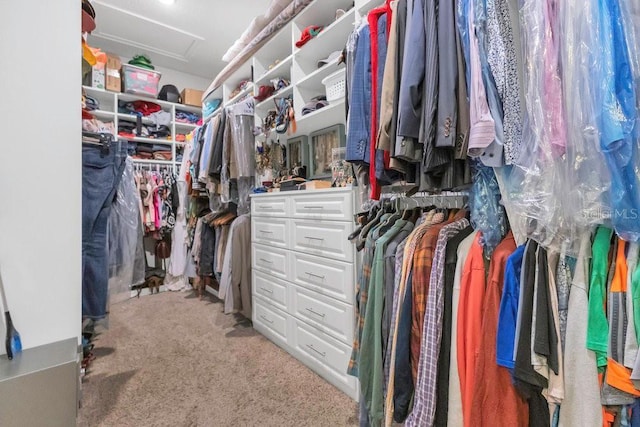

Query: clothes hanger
[82,131,112,152]
[356,201,388,248]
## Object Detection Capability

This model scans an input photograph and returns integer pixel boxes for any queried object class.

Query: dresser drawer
[291,191,353,221]
[252,217,288,248]
[252,244,288,280]
[253,297,289,347]
[291,252,355,304]
[292,220,354,262]
[251,196,288,217]
[290,285,353,344]
[253,270,288,311]
[291,319,358,398]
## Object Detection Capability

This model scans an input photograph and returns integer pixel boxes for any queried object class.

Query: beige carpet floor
[78,291,358,427]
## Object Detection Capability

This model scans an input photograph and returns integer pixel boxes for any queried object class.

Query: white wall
[0,0,81,353]
[120,56,210,91]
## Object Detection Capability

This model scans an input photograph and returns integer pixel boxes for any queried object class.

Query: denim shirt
[346,24,372,164]
[597,0,640,241]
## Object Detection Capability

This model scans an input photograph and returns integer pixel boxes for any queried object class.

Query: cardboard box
[82,62,105,89]
[181,88,203,107]
[90,63,105,89]
[105,53,121,92]
[303,180,332,190]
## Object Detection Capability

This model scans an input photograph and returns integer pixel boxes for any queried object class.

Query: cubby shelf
[82,85,201,173]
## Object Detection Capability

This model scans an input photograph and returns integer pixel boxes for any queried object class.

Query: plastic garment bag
[223,98,256,215]
[593,0,640,242]
[501,0,571,252]
[557,0,613,247]
[108,158,145,297]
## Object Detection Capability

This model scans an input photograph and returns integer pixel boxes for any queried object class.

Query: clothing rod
[380,191,469,210]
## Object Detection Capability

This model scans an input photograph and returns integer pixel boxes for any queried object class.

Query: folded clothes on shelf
[118,100,162,116]
[175,110,201,124]
[301,95,328,116]
[136,143,154,153]
[148,125,171,139]
[153,151,172,161]
[152,144,169,152]
[83,118,115,134]
[84,95,99,111]
[118,120,172,140]
[150,110,171,126]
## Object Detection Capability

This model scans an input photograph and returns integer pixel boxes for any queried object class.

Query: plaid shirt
[410,210,467,382]
[384,213,431,391]
[406,219,470,427]
[383,211,445,425]
[349,214,396,376]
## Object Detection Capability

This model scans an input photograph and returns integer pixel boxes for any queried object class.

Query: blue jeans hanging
[82,139,127,319]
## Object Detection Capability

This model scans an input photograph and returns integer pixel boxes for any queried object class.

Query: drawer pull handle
[260,287,274,294]
[306,344,326,357]
[303,206,323,210]
[261,206,274,210]
[259,258,273,264]
[305,272,325,280]
[259,230,274,234]
[259,315,274,324]
[304,236,325,241]
[305,307,326,318]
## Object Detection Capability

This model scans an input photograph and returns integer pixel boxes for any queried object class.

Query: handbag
[274,96,295,134]
[155,238,171,259]
[254,85,275,102]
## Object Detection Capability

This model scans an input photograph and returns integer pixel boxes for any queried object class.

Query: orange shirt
[456,232,485,427]
[469,232,529,426]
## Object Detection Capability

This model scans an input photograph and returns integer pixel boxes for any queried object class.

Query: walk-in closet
[2,0,640,425]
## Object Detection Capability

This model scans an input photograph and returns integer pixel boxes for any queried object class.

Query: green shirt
[359,219,412,426]
[587,226,613,368]
[633,260,640,343]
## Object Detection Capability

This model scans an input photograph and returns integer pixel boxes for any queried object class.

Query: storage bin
[321,69,346,103]
[122,64,162,98]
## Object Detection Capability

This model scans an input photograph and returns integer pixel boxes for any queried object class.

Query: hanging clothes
[82,136,127,319]
[219,214,252,318]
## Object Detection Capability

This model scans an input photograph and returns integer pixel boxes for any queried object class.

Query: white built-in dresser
[250,188,358,400]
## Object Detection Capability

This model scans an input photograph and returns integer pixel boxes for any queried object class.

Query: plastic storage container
[321,69,346,103]
[122,64,162,98]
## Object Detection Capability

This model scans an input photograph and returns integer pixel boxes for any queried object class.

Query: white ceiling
[87,0,272,80]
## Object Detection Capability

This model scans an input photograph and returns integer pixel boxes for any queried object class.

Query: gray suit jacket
[395,0,424,162]
[435,0,457,149]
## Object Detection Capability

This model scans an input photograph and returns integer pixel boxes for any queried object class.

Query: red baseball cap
[296,25,323,48]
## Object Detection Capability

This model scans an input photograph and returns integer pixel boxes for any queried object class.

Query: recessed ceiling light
[158,0,175,4]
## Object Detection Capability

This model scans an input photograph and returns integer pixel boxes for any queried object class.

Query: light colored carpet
[78,291,358,427]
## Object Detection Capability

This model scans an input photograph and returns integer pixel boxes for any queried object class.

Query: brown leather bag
[155,239,171,259]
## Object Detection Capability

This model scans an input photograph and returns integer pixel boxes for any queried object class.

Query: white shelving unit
[202,0,356,138]
[356,0,384,15]
[83,85,202,172]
